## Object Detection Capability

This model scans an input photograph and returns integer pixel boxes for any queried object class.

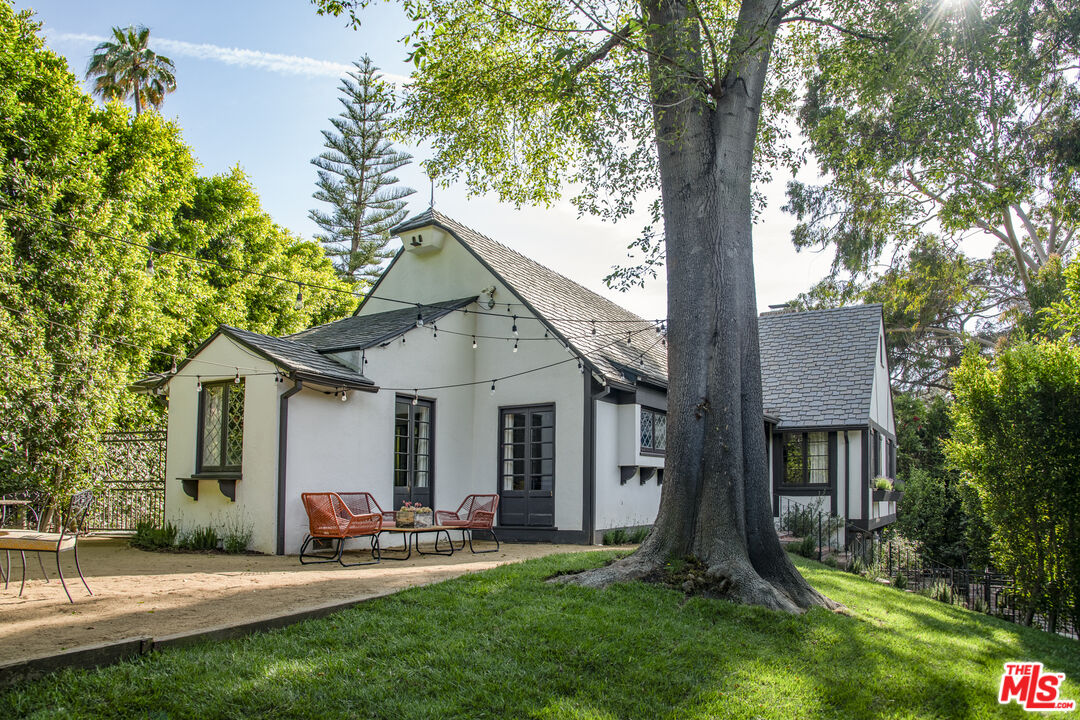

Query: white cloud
[47,30,409,83]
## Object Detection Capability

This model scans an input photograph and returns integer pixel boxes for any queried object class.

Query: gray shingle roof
[758,305,883,428]
[287,297,476,352]
[394,209,668,386]
[220,326,375,389]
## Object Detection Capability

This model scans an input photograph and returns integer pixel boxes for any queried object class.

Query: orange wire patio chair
[435,494,500,553]
[299,492,383,566]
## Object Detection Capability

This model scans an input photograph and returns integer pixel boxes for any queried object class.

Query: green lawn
[3,552,1078,719]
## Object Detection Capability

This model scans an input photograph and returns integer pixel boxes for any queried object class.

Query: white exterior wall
[869,320,896,436]
[164,334,282,554]
[594,401,663,532]
[846,430,864,521]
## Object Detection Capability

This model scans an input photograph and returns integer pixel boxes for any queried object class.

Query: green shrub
[848,556,866,575]
[220,515,253,554]
[874,477,894,492]
[785,535,817,559]
[782,504,817,538]
[603,529,629,545]
[921,580,954,604]
[179,525,220,551]
[823,555,839,569]
[892,572,908,590]
[131,520,178,550]
[628,526,650,544]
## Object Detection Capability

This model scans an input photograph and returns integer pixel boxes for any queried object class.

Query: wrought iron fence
[850,535,1077,640]
[86,429,166,532]
[776,497,845,561]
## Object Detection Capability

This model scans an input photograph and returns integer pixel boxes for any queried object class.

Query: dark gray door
[394,397,433,510]
[498,405,554,526]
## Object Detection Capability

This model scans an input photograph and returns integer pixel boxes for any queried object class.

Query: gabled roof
[287,297,476,353]
[390,209,668,387]
[214,326,375,390]
[758,304,884,428]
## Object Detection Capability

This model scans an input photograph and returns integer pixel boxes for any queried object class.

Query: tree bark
[556,0,835,612]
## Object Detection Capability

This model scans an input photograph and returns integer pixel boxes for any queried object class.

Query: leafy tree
[892,393,989,568]
[0,7,353,499]
[787,0,1080,369]
[86,24,177,116]
[311,56,414,285]
[309,0,908,611]
[947,341,1080,631]
[1041,259,1080,342]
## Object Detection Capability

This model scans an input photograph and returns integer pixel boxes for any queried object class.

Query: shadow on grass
[3,551,1079,719]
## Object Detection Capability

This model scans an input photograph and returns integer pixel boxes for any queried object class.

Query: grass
[3,552,1079,719]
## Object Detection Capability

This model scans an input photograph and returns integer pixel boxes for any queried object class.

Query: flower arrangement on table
[396,501,434,528]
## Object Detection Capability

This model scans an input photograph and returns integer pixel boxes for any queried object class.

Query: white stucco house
[145,209,897,555]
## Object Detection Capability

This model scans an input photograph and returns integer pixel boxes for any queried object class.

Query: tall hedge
[947,341,1080,631]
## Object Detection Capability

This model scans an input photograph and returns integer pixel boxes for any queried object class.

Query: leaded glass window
[198,381,244,472]
[640,408,666,453]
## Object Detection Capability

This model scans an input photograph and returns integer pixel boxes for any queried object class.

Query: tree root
[551,550,839,615]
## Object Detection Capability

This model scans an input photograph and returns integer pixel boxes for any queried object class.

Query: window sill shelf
[178,475,241,502]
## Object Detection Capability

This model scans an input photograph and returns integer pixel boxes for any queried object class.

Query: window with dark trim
[781,432,828,485]
[640,407,667,453]
[198,380,245,473]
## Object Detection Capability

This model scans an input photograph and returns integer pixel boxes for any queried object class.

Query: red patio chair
[299,492,382,566]
[435,494,499,553]
[337,492,396,526]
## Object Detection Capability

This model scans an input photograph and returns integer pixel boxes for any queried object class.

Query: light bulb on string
[294,284,304,311]
[401,335,406,345]
[591,321,596,336]
[513,339,519,353]
[432,324,438,339]
[577,358,583,373]
[144,253,155,277]
[490,380,496,395]
[196,376,202,392]
[170,358,177,374]
[472,336,477,349]
[412,390,419,406]
[512,316,518,336]
[341,390,348,402]
[416,304,424,328]
[234,369,240,384]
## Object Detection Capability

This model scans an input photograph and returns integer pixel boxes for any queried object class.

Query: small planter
[872,489,902,503]
[395,509,416,527]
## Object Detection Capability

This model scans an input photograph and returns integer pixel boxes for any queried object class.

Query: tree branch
[779,15,887,42]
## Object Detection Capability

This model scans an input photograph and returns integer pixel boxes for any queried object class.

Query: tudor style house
[147,209,897,555]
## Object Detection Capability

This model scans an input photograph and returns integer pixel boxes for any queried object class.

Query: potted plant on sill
[871,477,901,502]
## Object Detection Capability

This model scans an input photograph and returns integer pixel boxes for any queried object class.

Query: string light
[416,304,424,328]
[472,336,477,349]
[513,339,519,353]
[432,324,438,339]
[577,358,583,373]
[144,253,155,277]
[1,203,669,325]
[196,376,202,392]
[512,316,518,336]
[340,390,348,402]
[234,369,240,384]
[412,389,419,406]
[170,359,177,374]
[294,284,304,311]
[592,321,596,335]
[490,380,496,395]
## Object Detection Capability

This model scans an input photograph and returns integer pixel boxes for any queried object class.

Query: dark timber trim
[861,428,870,524]
[276,380,303,556]
[828,432,838,515]
[494,527,588,544]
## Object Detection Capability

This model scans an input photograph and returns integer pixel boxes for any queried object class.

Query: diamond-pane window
[640,407,666,453]
[198,381,244,472]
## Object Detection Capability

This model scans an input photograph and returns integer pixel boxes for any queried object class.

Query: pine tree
[310,57,414,285]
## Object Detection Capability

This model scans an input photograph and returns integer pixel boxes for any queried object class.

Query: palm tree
[86,26,176,116]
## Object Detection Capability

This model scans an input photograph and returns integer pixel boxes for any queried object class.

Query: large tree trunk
[558,0,834,612]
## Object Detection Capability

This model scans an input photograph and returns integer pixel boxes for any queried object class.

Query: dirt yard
[0,536,603,664]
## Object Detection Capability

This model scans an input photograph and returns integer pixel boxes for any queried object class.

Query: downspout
[843,431,850,543]
[276,379,303,556]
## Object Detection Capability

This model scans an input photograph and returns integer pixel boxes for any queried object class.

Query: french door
[394,397,433,510]
[498,405,555,527]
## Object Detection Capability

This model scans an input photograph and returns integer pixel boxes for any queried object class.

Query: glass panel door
[499,405,554,527]
[394,398,433,510]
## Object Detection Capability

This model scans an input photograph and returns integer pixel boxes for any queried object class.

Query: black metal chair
[0,490,94,602]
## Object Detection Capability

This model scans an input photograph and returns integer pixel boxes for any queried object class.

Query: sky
[18,0,838,320]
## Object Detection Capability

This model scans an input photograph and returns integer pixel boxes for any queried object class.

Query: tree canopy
[86,25,177,116]
[0,6,354,498]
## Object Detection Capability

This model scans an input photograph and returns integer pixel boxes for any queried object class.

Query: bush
[892,572,908,590]
[873,477,894,492]
[220,515,253,554]
[179,525,219,551]
[921,580,954,604]
[628,526,650,544]
[786,535,817,559]
[603,529,629,545]
[131,520,178,550]
[782,504,817,538]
